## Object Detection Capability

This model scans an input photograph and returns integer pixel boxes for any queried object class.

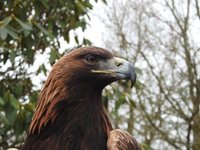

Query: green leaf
[41,0,49,9]
[74,35,79,44]
[10,49,15,65]
[49,50,59,65]
[3,16,12,26]
[15,17,32,30]
[0,113,9,125]
[30,92,38,103]
[14,83,23,97]
[115,97,126,110]
[41,64,47,75]
[0,97,5,105]
[0,27,8,40]
[26,48,34,64]
[134,80,144,90]
[65,33,70,43]
[83,38,91,45]
[14,118,24,136]
[14,112,25,136]
[34,21,54,39]
[6,27,18,39]
[23,29,31,37]
[5,107,17,126]
[24,103,35,112]
[129,99,136,108]
[3,90,10,102]
[76,2,85,12]
[141,143,153,150]
[10,94,20,109]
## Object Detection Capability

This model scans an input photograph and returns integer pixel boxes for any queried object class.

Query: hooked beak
[92,57,137,87]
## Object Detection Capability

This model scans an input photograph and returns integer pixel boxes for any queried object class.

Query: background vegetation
[0,0,200,150]
[101,0,200,150]
[0,0,99,149]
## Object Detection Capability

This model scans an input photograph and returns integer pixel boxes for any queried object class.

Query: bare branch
[195,0,200,20]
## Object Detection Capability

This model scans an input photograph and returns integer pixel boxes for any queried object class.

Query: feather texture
[21,47,141,150]
[107,129,142,150]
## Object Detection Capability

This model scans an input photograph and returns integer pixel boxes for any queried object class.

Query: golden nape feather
[21,46,141,150]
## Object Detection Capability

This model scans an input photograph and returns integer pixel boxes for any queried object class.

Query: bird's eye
[85,55,97,64]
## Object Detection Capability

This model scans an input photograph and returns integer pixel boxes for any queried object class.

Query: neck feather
[27,78,113,150]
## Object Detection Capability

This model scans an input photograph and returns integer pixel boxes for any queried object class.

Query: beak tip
[130,74,137,88]
[130,81,134,88]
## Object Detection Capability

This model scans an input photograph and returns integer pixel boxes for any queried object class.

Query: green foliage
[0,0,95,148]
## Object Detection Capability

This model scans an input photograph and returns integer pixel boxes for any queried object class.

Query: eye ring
[85,54,97,64]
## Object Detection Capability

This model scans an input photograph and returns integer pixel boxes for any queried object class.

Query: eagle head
[29,46,136,134]
[22,46,139,150]
[56,46,136,91]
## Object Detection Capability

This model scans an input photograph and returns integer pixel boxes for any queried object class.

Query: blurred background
[0,0,200,149]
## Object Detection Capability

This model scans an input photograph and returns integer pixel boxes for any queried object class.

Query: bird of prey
[21,46,141,150]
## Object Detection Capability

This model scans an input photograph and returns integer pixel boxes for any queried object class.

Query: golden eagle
[21,47,141,150]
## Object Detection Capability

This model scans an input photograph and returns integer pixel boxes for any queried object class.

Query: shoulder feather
[107,129,142,150]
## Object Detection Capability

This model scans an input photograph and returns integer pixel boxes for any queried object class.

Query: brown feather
[21,47,114,150]
[21,46,141,150]
[107,129,142,150]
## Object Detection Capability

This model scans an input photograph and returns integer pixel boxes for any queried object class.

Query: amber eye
[85,55,97,64]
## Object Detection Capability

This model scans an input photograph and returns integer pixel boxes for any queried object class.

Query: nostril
[117,62,123,67]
